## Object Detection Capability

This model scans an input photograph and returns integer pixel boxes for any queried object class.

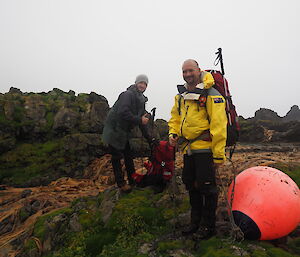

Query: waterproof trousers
[109,142,135,187]
[182,153,218,229]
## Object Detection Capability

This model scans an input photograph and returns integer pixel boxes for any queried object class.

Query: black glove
[148,138,159,148]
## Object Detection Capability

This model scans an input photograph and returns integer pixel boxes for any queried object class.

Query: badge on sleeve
[199,96,207,107]
[213,97,224,103]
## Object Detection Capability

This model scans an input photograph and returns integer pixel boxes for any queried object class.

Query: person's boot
[120,184,132,193]
[182,223,199,236]
[193,226,216,240]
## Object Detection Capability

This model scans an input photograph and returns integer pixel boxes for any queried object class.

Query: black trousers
[182,153,218,229]
[109,142,135,187]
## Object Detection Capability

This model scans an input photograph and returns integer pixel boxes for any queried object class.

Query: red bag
[132,141,175,184]
[206,69,240,147]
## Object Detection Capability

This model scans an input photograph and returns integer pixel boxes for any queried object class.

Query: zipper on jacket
[180,105,189,137]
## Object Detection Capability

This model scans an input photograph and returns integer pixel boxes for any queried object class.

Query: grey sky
[0,0,299,120]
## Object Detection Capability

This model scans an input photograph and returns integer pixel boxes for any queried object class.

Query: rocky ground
[0,143,300,257]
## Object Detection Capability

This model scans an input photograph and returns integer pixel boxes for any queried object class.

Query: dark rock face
[239,106,300,143]
[283,105,300,122]
[53,107,80,132]
[0,88,110,186]
[253,108,281,122]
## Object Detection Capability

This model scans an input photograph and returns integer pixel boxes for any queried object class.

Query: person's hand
[141,113,149,125]
[169,134,178,147]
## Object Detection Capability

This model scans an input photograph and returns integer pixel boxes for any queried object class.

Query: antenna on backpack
[214,48,225,75]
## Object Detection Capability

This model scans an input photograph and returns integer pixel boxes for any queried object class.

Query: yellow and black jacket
[168,71,227,164]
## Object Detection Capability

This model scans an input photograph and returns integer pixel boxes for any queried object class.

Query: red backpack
[205,69,240,147]
[132,141,175,184]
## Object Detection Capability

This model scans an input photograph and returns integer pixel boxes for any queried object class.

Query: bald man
[168,59,227,239]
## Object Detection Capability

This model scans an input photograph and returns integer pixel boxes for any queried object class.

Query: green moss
[34,208,72,240]
[78,210,102,229]
[24,238,37,251]
[12,105,24,122]
[107,188,166,236]
[267,247,295,257]
[271,163,300,187]
[194,237,240,257]
[157,240,184,253]
[0,139,65,185]
[287,237,300,255]
[85,229,117,256]
[251,250,268,257]
[19,207,30,221]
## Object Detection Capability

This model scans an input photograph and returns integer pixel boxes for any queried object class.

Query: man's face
[136,82,147,93]
[182,62,201,86]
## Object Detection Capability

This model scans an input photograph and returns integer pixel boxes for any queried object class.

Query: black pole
[215,48,225,75]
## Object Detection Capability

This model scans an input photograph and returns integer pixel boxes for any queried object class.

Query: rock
[9,87,22,94]
[0,216,13,235]
[69,213,82,232]
[21,189,32,198]
[53,107,79,132]
[283,105,300,122]
[42,213,69,253]
[89,101,109,132]
[0,137,16,154]
[88,92,108,104]
[155,119,169,140]
[167,249,194,257]
[138,243,152,254]
[253,108,281,122]
[99,187,120,224]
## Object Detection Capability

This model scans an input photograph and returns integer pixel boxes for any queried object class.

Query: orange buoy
[227,166,300,240]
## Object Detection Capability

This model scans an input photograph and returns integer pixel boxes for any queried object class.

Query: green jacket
[102,85,150,150]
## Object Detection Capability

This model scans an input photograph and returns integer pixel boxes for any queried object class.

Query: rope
[168,145,179,236]
[216,155,244,243]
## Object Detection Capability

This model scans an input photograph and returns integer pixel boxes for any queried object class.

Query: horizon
[1,86,298,120]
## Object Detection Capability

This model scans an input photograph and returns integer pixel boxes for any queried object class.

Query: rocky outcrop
[283,105,300,122]
[252,108,281,122]
[53,107,80,132]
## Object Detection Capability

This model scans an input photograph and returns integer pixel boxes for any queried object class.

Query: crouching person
[102,74,153,193]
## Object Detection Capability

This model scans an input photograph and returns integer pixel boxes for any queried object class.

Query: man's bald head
[182,59,201,87]
[182,59,199,69]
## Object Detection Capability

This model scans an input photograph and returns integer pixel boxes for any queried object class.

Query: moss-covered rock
[16,182,300,257]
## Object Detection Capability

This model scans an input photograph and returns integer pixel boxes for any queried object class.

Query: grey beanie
[135,74,148,85]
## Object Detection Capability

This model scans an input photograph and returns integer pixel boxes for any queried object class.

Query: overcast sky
[0,0,299,120]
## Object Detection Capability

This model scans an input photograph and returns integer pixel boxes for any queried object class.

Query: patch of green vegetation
[78,209,102,230]
[19,207,30,222]
[271,162,300,187]
[34,208,72,240]
[0,139,66,185]
[12,105,24,122]
[24,238,37,251]
[287,237,300,255]
[107,188,166,236]
[266,247,295,257]
[194,237,237,257]
[85,229,117,256]
[157,240,185,253]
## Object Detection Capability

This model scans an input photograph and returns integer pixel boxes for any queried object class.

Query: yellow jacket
[168,72,227,163]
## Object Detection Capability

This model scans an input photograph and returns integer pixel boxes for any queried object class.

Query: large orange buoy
[227,166,300,240]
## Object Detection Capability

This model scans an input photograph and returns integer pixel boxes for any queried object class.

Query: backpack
[132,141,175,188]
[205,69,240,147]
